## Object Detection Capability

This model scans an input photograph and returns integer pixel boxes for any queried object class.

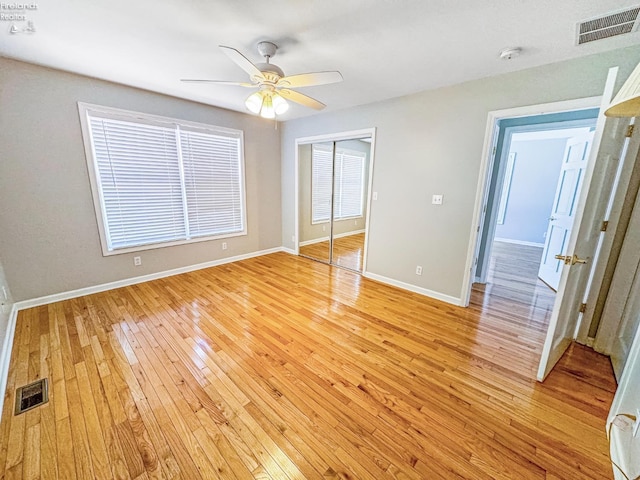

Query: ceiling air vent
[577,6,640,45]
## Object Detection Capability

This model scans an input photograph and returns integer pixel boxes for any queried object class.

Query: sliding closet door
[331,139,370,272]
[298,142,334,264]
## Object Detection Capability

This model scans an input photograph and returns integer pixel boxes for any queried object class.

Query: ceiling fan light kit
[182,41,343,119]
[245,90,290,119]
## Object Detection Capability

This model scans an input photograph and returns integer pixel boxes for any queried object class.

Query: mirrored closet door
[298,135,372,273]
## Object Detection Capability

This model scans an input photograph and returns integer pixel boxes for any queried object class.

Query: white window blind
[311,145,333,223]
[82,105,245,254]
[334,150,365,219]
[180,129,243,238]
[311,145,365,223]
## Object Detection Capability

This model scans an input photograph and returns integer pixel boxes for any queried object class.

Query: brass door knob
[554,254,588,265]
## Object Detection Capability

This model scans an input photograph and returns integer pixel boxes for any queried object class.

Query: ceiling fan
[181,41,343,118]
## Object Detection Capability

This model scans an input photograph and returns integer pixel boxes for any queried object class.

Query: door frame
[294,128,377,274]
[461,96,602,306]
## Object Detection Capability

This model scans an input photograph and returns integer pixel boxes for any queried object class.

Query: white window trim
[77,102,247,256]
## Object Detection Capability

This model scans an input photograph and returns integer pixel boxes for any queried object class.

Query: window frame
[78,102,247,256]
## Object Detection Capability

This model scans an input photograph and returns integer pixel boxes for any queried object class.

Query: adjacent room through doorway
[473,109,599,329]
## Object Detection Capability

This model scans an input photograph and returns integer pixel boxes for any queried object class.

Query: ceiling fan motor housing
[255,63,285,79]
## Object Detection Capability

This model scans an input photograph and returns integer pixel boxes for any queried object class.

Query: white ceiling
[3,0,640,120]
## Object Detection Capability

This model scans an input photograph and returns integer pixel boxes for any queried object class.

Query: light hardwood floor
[0,250,615,479]
[299,233,365,272]
[475,241,557,326]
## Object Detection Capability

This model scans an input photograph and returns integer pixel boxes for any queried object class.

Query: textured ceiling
[2,0,640,120]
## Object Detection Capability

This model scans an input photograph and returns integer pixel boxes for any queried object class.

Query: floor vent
[14,378,48,415]
[577,6,640,44]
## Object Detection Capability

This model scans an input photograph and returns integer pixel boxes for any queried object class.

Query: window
[79,103,246,255]
[311,145,365,224]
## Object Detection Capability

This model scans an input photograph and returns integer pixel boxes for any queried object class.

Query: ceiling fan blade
[181,79,256,87]
[277,71,343,88]
[279,89,326,110]
[219,45,264,80]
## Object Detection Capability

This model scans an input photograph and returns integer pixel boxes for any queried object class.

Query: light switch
[432,194,443,205]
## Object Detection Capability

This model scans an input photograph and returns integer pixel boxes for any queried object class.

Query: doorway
[474,111,599,289]
[472,113,598,337]
[466,67,640,381]
[295,129,375,274]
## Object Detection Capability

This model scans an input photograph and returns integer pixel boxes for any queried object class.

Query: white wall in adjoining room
[495,137,572,246]
[0,57,282,302]
[281,45,640,303]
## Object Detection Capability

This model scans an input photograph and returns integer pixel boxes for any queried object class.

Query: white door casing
[538,132,594,291]
[538,67,634,381]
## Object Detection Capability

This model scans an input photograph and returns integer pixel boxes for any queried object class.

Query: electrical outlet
[373,192,378,201]
[416,266,423,275]
[354,220,358,226]
[322,225,326,232]
[133,256,142,266]
[432,194,443,205]
[222,242,227,250]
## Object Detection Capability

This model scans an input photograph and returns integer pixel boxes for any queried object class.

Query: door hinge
[579,303,587,314]
[492,146,497,156]
[626,124,635,138]
[601,220,609,232]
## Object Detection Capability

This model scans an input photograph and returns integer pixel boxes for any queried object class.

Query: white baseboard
[363,272,462,306]
[0,304,18,416]
[494,238,544,248]
[14,246,285,311]
[335,229,365,239]
[299,236,329,247]
[299,229,365,247]
[280,247,297,255]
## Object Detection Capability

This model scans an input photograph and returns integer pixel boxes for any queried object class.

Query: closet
[297,135,372,273]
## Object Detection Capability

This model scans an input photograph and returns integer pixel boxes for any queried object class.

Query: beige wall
[299,140,370,244]
[0,58,282,301]
[281,45,640,302]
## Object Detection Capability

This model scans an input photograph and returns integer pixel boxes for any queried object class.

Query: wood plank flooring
[0,250,616,479]
[299,233,365,272]
[474,241,556,325]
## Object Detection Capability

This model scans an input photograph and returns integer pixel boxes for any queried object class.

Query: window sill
[101,230,247,257]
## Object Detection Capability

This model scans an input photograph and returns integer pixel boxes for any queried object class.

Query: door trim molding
[461,96,602,307]
[294,128,377,274]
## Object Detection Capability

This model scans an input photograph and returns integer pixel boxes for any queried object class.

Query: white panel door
[611,271,640,380]
[537,67,635,381]
[538,133,594,290]
[608,191,640,380]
